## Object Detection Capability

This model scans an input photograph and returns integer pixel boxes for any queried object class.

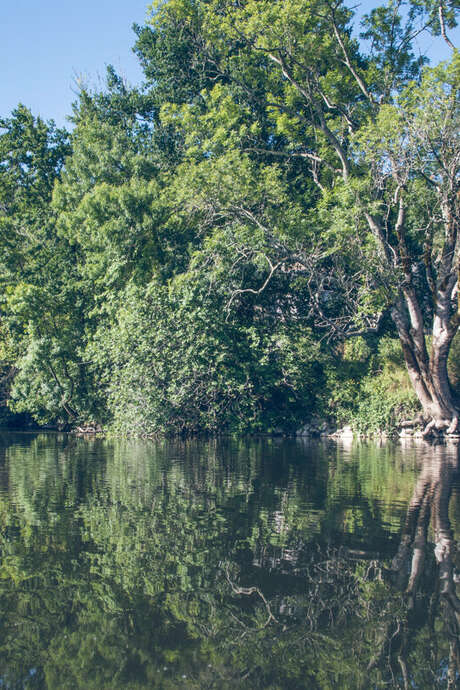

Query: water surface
[0,433,458,689]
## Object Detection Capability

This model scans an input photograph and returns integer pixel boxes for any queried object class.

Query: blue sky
[1,1,458,129]
[1,0,149,127]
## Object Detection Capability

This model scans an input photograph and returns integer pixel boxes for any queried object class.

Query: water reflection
[0,434,458,688]
[386,444,460,688]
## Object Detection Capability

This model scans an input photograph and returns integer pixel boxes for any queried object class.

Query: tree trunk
[392,290,459,436]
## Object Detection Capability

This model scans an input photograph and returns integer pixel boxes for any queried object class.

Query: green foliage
[0,107,95,425]
[448,331,460,394]
[1,1,458,432]
[321,337,374,426]
[97,273,325,435]
[324,337,420,432]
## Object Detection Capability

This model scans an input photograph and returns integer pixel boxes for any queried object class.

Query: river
[0,432,458,688]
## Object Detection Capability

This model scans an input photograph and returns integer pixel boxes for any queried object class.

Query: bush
[323,336,420,433]
[97,278,326,435]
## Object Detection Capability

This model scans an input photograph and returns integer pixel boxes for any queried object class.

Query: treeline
[0,0,459,435]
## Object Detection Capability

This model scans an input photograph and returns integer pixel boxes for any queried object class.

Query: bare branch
[244,147,321,163]
[439,2,456,51]
[226,255,281,310]
[326,3,374,104]
[268,52,351,181]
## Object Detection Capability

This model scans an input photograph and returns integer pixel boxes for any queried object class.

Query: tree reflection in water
[382,444,460,688]
[0,434,458,688]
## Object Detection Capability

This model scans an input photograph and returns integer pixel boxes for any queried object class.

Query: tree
[0,106,89,425]
[355,59,460,436]
[102,270,325,435]
[142,0,460,435]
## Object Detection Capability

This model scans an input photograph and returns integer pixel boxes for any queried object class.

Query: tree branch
[226,255,281,310]
[326,4,374,104]
[439,2,456,51]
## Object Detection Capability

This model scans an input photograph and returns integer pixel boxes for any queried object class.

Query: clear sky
[1,1,458,129]
[0,0,150,127]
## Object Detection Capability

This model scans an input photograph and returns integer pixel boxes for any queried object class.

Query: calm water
[0,433,458,689]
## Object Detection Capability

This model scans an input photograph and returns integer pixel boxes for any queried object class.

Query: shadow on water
[0,434,458,688]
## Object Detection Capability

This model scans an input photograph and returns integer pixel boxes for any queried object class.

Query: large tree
[139,0,460,436]
[0,106,86,424]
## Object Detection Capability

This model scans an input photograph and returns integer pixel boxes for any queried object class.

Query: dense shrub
[324,337,420,433]
[96,279,326,435]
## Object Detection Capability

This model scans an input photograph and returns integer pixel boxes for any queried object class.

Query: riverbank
[66,418,460,445]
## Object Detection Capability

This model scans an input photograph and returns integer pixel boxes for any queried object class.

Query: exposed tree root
[421,416,459,439]
[422,418,438,439]
[446,416,458,435]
